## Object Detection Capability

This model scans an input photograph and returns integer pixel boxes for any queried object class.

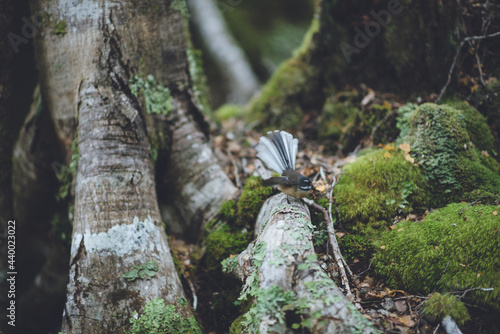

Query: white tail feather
[255,130,298,174]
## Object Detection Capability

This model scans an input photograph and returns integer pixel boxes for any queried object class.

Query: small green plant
[423,292,470,326]
[130,75,173,115]
[123,261,158,281]
[129,298,201,334]
[52,19,67,35]
[396,103,417,141]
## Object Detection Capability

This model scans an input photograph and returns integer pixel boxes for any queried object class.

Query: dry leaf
[404,152,415,164]
[336,232,346,238]
[397,228,404,232]
[384,151,391,159]
[384,144,396,151]
[315,184,327,192]
[493,210,497,216]
[399,143,411,153]
[380,245,386,250]
[481,150,490,157]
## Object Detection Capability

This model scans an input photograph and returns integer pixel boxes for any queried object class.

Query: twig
[355,259,373,278]
[305,172,353,299]
[459,196,485,215]
[227,149,241,188]
[432,324,440,334]
[306,199,352,298]
[436,30,500,102]
[184,274,198,310]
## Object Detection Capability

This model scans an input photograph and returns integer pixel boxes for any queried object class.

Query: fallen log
[229,193,379,333]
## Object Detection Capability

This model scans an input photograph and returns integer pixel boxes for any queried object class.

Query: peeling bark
[232,194,379,333]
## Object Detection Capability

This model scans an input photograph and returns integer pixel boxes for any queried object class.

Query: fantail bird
[255,130,312,199]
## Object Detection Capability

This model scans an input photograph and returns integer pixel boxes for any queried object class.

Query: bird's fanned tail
[255,130,298,174]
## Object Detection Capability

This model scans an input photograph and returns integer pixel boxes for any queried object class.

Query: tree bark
[231,194,379,333]
[28,0,220,331]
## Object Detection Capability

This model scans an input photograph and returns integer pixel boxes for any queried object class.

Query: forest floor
[170,109,494,333]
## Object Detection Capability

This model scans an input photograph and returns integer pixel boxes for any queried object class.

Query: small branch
[436,30,500,103]
[306,199,352,298]
[459,196,485,215]
[184,274,198,310]
[227,149,241,188]
[305,172,353,299]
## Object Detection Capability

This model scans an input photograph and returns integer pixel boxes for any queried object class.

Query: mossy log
[231,193,379,333]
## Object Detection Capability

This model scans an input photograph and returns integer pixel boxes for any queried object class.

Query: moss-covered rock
[334,148,429,232]
[444,99,496,156]
[373,203,500,311]
[400,102,500,205]
[422,292,470,326]
[318,91,399,152]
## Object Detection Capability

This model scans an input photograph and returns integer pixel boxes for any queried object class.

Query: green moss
[187,48,211,115]
[214,104,241,121]
[373,203,500,311]
[129,298,201,334]
[52,19,67,35]
[244,55,319,130]
[236,176,274,228]
[395,103,418,141]
[123,261,158,281]
[317,91,360,148]
[400,102,500,205]
[338,234,371,261]
[318,92,399,152]
[241,285,298,331]
[445,99,496,155]
[169,0,189,18]
[50,211,72,246]
[130,75,172,115]
[219,199,237,223]
[203,224,250,272]
[56,136,79,202]
[423,293,470,326]
[334,148,429,232]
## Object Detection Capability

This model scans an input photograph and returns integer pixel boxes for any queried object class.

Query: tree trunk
[230,194,379,333]
[28,0,234,331]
